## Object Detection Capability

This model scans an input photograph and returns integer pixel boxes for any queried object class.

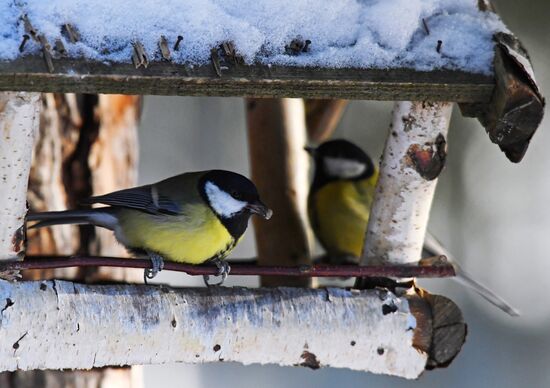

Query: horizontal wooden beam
[0,280,465,378]
[0,56,494,102]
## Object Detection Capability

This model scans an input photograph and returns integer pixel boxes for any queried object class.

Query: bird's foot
[144,252,165,284]
[203,258,231,287]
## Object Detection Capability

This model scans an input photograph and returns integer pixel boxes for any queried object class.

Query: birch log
[362,101,452,265]
[0,280,435,379]
[356,102,465,368]
[0,92,40,274]
[246,98,311,287]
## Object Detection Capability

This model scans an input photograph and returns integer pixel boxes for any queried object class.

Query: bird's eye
[232,191,243,200]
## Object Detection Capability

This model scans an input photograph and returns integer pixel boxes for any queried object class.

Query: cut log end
[353,284,467,372]
[423,291,467,369]
[460,33,544,163]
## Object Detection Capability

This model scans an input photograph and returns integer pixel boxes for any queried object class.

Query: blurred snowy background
[136,0,550,386]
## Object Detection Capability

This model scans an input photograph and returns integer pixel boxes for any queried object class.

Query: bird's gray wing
[84,185,182,215]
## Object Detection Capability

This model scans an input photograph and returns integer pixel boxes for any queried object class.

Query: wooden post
[86,95,142,282]
[246,98,311,287]
[362,101,452,265]
[357,101,466,369]
[305,99,348,143]
[0,92,40,278]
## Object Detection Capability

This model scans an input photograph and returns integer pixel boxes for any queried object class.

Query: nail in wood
[159,35,171,60]
[18,34,30,53]
[173,35,183,51]
[211,47,222,77]
[38,35,54,73]
[132,41,149,69]
[62,24,80,43]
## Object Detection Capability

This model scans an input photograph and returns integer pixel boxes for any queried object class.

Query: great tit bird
[307,139,518,316]
[27,170,272,284]
[307,139,378,264]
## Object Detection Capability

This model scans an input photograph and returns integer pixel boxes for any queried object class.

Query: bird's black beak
[304,146,317,157]
[246,200,273,220]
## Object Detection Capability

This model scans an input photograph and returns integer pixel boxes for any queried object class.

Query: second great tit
[307,139,519,315]
[28,170,272,283]
[306,139,378,264]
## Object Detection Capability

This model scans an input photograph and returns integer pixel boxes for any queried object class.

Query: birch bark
[0,281,430,379]
[362,101,452,265]
[0,92,40,267]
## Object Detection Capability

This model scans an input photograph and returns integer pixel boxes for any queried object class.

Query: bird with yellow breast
[307,139,518,316]
[28,170,272,284]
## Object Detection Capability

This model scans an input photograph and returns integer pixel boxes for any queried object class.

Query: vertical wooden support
[356,101,466,368]
[305,99,348,143]
[25,93,80,280]
[0,92,40,277]
[246,98,311,287]
[362,101,452,265]
[87,95,142,282]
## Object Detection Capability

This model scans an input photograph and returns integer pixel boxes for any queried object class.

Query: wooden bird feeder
[0,0,544,383]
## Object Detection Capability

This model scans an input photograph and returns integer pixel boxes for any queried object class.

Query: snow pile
[0,0,508,74]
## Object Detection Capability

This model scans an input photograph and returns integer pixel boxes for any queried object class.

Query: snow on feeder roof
[0,0,544,162]
[2,0,507,74]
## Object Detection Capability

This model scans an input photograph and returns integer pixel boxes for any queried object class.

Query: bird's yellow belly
[116,207,236,264]
[312,180,373,258]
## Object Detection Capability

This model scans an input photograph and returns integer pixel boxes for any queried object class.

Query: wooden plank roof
[0,56,494,102]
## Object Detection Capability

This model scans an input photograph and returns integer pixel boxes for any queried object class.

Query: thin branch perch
[2,255,454,278]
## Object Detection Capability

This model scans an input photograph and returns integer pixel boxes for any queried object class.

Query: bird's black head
[306,139,375,188]
[199,170,272,237]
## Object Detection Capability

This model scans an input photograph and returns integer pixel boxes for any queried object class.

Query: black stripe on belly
[211,237,238,261]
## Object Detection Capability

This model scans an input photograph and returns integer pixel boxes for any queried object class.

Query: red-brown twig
[3,255,455,278]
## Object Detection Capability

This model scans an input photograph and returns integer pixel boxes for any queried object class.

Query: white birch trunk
[363,101,452,265]
[0,281,429,379]
[0,92,40,262]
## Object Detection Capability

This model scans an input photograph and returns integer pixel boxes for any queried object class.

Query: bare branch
[1,255,455,279]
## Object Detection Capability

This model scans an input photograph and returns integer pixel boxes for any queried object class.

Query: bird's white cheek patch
[205,181,247,218]
[323,157,367,179]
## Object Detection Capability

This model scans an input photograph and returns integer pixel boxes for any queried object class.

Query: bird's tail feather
[27,209,118,231]
[424,232,520,317]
